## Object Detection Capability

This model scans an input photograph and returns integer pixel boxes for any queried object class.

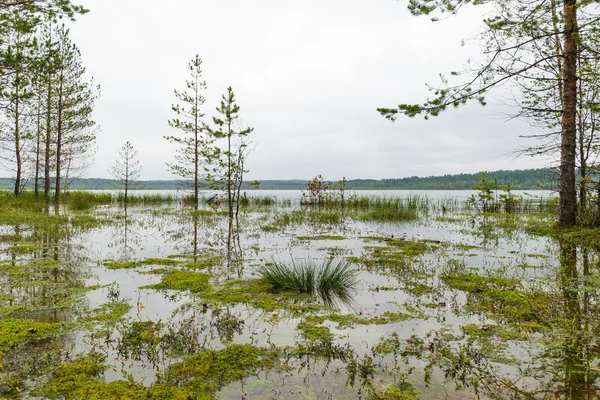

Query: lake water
[2,189,596,399]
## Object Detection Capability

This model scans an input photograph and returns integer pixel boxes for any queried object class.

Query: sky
[62,0,552,181]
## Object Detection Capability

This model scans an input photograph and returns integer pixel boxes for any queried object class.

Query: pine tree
[207,86,254,220]
[379,0,591,225]
[165,55,213,210]
[109,141,141,204]
[0,11,37,196]
[51,24,98,201]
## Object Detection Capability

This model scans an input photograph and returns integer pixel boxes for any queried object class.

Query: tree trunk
[125,158,129,203]
[194,78,199,211]
[227,120,232,220]
[559,0,578,226]
[44,76,52,199]
[14,70,21,197]
[35,91,41,197]
[577,51,586,214]
[54,74,64,202]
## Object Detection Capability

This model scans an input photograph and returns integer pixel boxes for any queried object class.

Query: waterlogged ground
[1,193,599,399]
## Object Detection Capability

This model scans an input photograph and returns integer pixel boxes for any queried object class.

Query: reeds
[117,193,175,204]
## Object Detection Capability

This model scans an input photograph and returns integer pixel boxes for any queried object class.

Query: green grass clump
[257,259,358,307]
[65,191,113,211]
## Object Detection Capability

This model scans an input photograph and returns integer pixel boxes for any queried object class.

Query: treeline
[0,168,556,190]
[0,4,96,200]
[349,168,556,190]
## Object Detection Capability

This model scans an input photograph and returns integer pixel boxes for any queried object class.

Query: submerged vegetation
[2,186,600,399]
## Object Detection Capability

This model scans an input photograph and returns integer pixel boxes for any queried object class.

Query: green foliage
[206,86,254,218]
[165,54,214,208]
[368,381,420,400]
[470,172,498,213]
[109,141,142,201]
[258,258,358,308]
[0,319,62,348]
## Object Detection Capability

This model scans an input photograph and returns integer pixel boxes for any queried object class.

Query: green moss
[404,282,434,296]
[456,243,479,251]
[4,244,41,254]
[88,301,131,324]
[296,235,346,241]
[297,320,333,341]
[0,319,62,348]
[385,239,431,256]
[202,279,321,314]
[441,274,517,292]
[142,270,320,314]
[40,353,193,399]
[526,253,550,259]
[306,310,413,329]
[460,323,532,341]
[369,381,420,400]
[442,273,554,325]
[42,344,281,399]
[163,344,280,395]
[181,256,223,269]
[103,257,182,270]
[142,270,211,293]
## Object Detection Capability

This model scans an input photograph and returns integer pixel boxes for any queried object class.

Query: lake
[1,189,596,399]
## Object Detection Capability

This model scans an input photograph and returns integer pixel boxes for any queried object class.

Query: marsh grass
[240,195,278,207]
[64,191,112,210]
[257,258,358,308]
[117,193,175,204]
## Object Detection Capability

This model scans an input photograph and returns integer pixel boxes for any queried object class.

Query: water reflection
[556,241,599,399]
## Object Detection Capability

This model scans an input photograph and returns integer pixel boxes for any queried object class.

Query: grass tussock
[257,259,358,308]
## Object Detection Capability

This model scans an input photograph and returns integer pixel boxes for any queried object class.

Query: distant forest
[0,168,557,191]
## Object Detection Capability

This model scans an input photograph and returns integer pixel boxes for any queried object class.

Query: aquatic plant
[257,258,358,307]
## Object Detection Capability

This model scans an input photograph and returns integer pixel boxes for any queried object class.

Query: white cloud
[62,0,551,181]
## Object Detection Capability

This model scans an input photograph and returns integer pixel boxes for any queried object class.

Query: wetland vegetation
[1,187,599,399]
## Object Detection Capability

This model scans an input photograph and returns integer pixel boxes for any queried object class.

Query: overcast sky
[62,0,551,181]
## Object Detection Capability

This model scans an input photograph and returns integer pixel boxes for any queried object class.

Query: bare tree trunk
[125,158,129,203]
[44,76,52,199]
[227,120,232,220]
[54,74,64,202]
[577,53,586,213]
[14,70,21,197]
[35,91,41,197]
[559,0,578,226]
[194,79,199,211]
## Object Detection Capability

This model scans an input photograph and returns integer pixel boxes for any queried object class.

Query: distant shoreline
[0,168,557,191]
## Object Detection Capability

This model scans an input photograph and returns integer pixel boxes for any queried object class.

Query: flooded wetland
[1,189,599,399]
